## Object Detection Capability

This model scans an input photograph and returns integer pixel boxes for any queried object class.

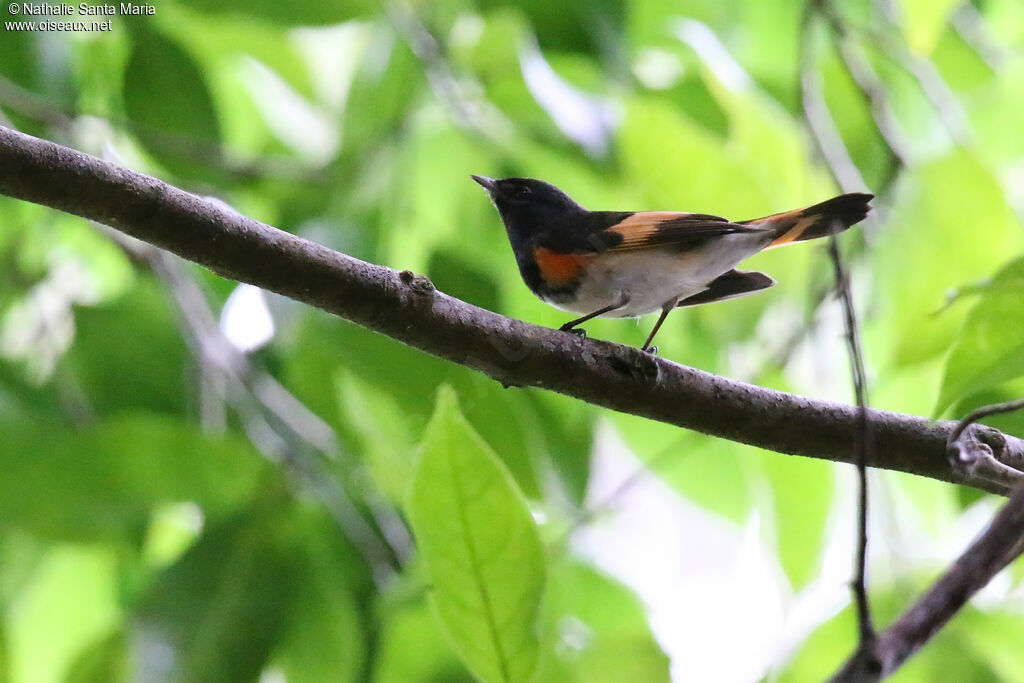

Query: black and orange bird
[472,175,872,353]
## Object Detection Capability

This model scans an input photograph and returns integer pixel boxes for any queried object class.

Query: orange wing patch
[533,246,589,287]
[606,212,687,249]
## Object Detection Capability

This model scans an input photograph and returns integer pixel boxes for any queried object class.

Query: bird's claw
[560,325,587,339]
[642,345,659,355]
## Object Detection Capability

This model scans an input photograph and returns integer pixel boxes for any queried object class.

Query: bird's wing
[583,211,770,253]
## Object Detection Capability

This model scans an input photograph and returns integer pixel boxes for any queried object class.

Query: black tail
[744,193,873,249]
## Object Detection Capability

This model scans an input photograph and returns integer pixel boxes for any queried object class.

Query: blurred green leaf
[286,316,544,497]
[270,537,366,682]
[123,25,222,180]
[534,558,670,682]
[338,371,417,505]
[372,599,473,683]
[873,149,1021,367]
[898,0,964,55]
[173,0,375,26]
[65,631,128,683]
[653,436,759,525]
[936,256,1024,415]
[4,545,120,683]
[64,277,187,416]
[958,607,1024,681]
[407,387,546,683]
[134,508,300,683]
[478,0,624,58]
[0,413,264,542]
[970,58,1024,164]
[763,454,834,588]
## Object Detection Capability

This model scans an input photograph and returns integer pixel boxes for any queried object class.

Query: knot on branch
[947,422,1024,493]
[398,269,435,295]
[606,350,661,384]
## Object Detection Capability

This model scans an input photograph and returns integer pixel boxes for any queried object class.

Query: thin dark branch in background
[108,230,410,585]
[0,74,325,185]
[816,5,909,190]
[865,0,973,147]
[950,398,1024,444]
[800,5,1024,675]
[384,0,507,142]
[832,483,1024,680]
[797,4,866,190]
[801,0,878,659]
[827,234,877,651]
[951,4,1008,70]
[3,126,1024,495]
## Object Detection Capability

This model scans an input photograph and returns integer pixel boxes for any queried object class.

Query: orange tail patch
[744,193,873,250]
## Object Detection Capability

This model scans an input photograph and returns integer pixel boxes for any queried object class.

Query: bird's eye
[514,186,532,200]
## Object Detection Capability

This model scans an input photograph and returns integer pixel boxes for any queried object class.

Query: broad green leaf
[619,97,770,216]
[270,546,365,683]
[0,413,264,542]
[534,558,670,682]
[872,149,1021,367]
[64,278,188,416]
[763,454,834,588]
[133,510,300,683]
[372,600,473,683]
[936,256,1024,414]
[407,387,546,683]
[654,436,759,525]
[123,25,222,180]
[287,315,543,497]
[338,371,417,505]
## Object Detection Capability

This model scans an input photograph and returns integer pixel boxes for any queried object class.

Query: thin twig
[832,479,1024,680]
[383,0,508,142]
[950,397,1024,444]
[865,0,973,147]
[832,402,1024,678]
[828,237,877,645]
[801,0,877,659]
[0,74,325,185]
[817,5,910,189]
[798,6,867,191]
[110,231,409,585]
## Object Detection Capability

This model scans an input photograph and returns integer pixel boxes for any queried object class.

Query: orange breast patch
[533,247,588,287]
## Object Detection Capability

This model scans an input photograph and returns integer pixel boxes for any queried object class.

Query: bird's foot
[559,324,587,339]
[641,345,659,355]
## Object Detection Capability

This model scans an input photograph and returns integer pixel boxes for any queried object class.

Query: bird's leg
[559,294,630,339]
[641,298,680,353]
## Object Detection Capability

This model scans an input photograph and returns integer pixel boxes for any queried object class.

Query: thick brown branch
[1,126,1023,493]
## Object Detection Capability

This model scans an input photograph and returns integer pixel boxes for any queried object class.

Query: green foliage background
[1,0,1023,680]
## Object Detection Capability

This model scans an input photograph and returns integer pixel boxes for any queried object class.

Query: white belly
[545,233,769,317]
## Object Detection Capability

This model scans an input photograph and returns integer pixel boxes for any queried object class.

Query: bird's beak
[470,174,496,192]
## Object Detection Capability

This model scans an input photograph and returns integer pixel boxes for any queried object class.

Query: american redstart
[472,175,872,352]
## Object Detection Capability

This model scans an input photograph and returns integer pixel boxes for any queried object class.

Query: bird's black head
[471,176,586,250]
